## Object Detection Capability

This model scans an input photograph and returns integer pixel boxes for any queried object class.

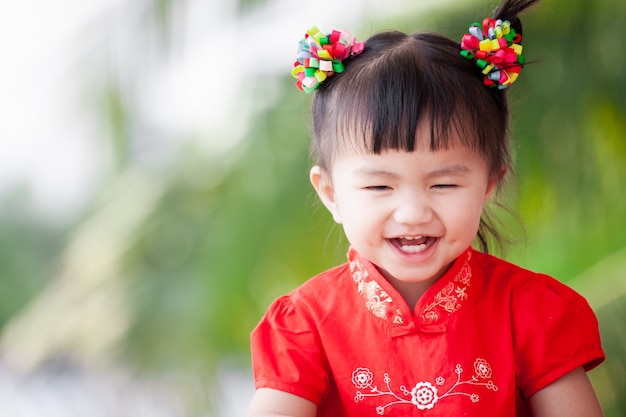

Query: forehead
[329,145,489,180]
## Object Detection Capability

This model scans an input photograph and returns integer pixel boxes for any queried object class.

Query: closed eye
[431,184,458,189]
[365,185,392,191]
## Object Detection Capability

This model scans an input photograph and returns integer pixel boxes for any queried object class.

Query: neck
[390,278,434,309]
[376,262,455,310]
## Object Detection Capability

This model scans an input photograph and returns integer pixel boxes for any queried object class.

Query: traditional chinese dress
[251,247,604,416]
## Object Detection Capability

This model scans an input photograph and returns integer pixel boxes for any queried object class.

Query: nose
[392,192,433,226]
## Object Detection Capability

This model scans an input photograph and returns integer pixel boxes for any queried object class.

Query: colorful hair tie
[460,18,525,89]
[292,26,364,93]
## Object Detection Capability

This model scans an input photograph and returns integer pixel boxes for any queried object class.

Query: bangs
[311,32,508,171]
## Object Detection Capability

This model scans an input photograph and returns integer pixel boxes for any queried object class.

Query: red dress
[250,247,605,416]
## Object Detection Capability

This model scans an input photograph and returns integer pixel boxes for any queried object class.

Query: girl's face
[311,137,499,303]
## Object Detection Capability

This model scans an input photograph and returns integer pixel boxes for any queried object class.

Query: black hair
[309,0,538,253]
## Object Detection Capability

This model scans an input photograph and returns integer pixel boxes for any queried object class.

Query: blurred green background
[0,0,624,415]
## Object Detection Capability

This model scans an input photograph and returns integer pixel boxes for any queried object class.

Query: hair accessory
[460,18,524,89]
[292,26,364,93]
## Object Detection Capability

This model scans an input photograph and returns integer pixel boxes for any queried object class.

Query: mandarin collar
[347,247,473,336]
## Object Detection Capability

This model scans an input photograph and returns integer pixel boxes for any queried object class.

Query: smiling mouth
[391,236,435,254]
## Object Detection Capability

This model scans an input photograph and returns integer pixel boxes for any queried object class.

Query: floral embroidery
[361,281,391,319]
[474,358,493,378]
[411,381,438,410]
[350,257,404,324]
[352,368,374,389]
[349,248,473,325]
[420,250,472,325]
[351,357,498,414]
[455,286,468,300]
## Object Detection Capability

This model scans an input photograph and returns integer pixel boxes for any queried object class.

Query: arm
[247,388,318,417]
[529,367,604,417]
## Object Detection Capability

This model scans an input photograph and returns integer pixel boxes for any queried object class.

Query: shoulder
[470,250,601,339]
[472,252,607,396]
[289,261,353,305]
[471,250,585,302]
[260,262,353,323]
[471,250,535,282]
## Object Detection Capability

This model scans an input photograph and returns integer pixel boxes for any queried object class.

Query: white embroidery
[352,358,498,414]
[352,368,374,389]
[474,358,492,378]
[411,381,438,410]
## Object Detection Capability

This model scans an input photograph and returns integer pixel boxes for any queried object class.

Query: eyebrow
[424,164,471,178]
[352,168,400,179]
[352,164,471,179]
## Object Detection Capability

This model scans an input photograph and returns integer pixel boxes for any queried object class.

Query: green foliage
[121,86,346,369]
[1,0,624,414]
[594,295,626,417]
[507,0,626,280]
[0,189,65,328]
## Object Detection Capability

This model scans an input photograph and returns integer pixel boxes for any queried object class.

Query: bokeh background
[1,0,624,415]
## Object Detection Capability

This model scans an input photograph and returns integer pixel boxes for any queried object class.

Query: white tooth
[400,244,427,253]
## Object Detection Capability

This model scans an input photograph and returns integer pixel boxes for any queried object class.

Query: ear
[310,166,343,224]
[484,165,508,202]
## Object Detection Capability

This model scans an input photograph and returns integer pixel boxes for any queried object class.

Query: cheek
[441,197,486,228]
[335,202,379,237]
[337,205,370,229]
[465,202,487,232]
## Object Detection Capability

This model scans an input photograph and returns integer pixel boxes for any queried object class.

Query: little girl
[248,0,605,416]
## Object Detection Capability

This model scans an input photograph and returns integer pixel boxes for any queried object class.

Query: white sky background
[0,0,459,221]
[0,0,126,220]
